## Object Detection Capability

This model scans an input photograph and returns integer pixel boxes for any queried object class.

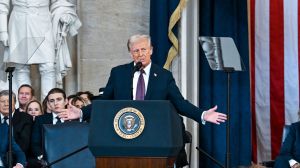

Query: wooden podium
[88,100,183,168]
[96,157,176,168]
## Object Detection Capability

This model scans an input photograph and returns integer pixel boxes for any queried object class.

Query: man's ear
[150,47,153,55]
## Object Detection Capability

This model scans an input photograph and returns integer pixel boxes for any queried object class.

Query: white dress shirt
[0,112,15,125]
[132,62,151,100]
[52,113,64,125]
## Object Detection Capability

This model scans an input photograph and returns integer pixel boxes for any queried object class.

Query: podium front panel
[88,100,183,157]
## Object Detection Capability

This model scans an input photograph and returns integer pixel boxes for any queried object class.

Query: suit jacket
[31,113,53,157]
[12,109,33,155]
[31,113,79,157]
[0,123,26,167]
[274,121,300,168]
[83,62,203,122]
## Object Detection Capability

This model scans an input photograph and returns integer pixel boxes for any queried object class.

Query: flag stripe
[269,0,285,159]
[250,0,257,163]
[251,0,300,162]
[254,0,271,162]
[299,0,300,104]
[284,0,299,125]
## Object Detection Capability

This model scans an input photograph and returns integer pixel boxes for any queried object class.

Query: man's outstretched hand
[203,105,227,124]
[58,103,81,121]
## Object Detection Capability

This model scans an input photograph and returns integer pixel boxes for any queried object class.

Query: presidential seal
[113,107,145,139]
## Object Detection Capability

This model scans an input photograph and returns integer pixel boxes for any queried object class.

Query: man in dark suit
[61,34,227,124]
[0,90,33,156]
[0,123,26,168]
[31,88,75,162]
[60,34,227,167]
[274,121,300,168]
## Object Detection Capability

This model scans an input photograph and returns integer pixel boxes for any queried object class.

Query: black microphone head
[134,62,143,72]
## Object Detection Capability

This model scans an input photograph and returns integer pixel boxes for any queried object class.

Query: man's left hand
[203,105,227,124]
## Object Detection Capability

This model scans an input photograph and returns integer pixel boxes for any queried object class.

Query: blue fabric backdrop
[150,0,251,167]
[199,0,251,167]
[149,0,179,66]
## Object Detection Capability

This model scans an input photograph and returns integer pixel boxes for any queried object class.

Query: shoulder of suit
[118,62,132,68]
[111,62,132,72]
[35,113,52,121]
[15,110,33,120]
[292,121,300,128]
[151,63,172,76]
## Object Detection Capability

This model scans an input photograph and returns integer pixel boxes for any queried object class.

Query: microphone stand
[197,67,234,168]
[224,67,234,168]
[6,67,15,168]
[196,147,224,168]
[42,146,88,168]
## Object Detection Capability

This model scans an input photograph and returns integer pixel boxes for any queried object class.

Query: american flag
[250,0,300,163]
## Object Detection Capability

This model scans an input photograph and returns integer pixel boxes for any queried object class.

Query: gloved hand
[0,31,8,46]
[59,14,74,25]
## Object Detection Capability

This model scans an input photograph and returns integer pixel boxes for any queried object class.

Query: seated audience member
[31,88,78,162]
[76,91,93,105]
[0,90,33,156]
[71,96,86,109]
[17,84,35,112]
[274,121,300,168]
[25,100,44,121]
[0,123,26,168]
[67,94,76,108]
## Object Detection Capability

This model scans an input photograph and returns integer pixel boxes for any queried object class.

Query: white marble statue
[0,0,81,100]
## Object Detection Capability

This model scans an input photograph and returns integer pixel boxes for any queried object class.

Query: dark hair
[47,88,66,100]
[42,96,49,113]
[67,94,77,101]
[76,91,94,100]
[18,84,35,96]
[25,100,44,115]
[71,96,86,106]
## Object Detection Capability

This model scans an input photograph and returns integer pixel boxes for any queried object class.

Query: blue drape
[149,0,179,66]
[199,0,251,168]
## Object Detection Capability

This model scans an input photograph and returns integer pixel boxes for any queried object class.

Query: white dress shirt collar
[1,112,15,124]
[52,112,64,124]
[132,62,151,100]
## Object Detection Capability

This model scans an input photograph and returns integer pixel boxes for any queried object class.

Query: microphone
[133,62,142,73]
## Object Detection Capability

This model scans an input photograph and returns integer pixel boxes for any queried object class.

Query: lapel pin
[154,73,157,77]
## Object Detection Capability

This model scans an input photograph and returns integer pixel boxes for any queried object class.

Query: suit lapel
[126,62,135,99]
[12,110,20,126]
[0,124,8,153]
[145,64,158,100]
[45,113,54,124]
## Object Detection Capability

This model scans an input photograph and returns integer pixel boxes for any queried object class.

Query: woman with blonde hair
[25,100,44,120]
